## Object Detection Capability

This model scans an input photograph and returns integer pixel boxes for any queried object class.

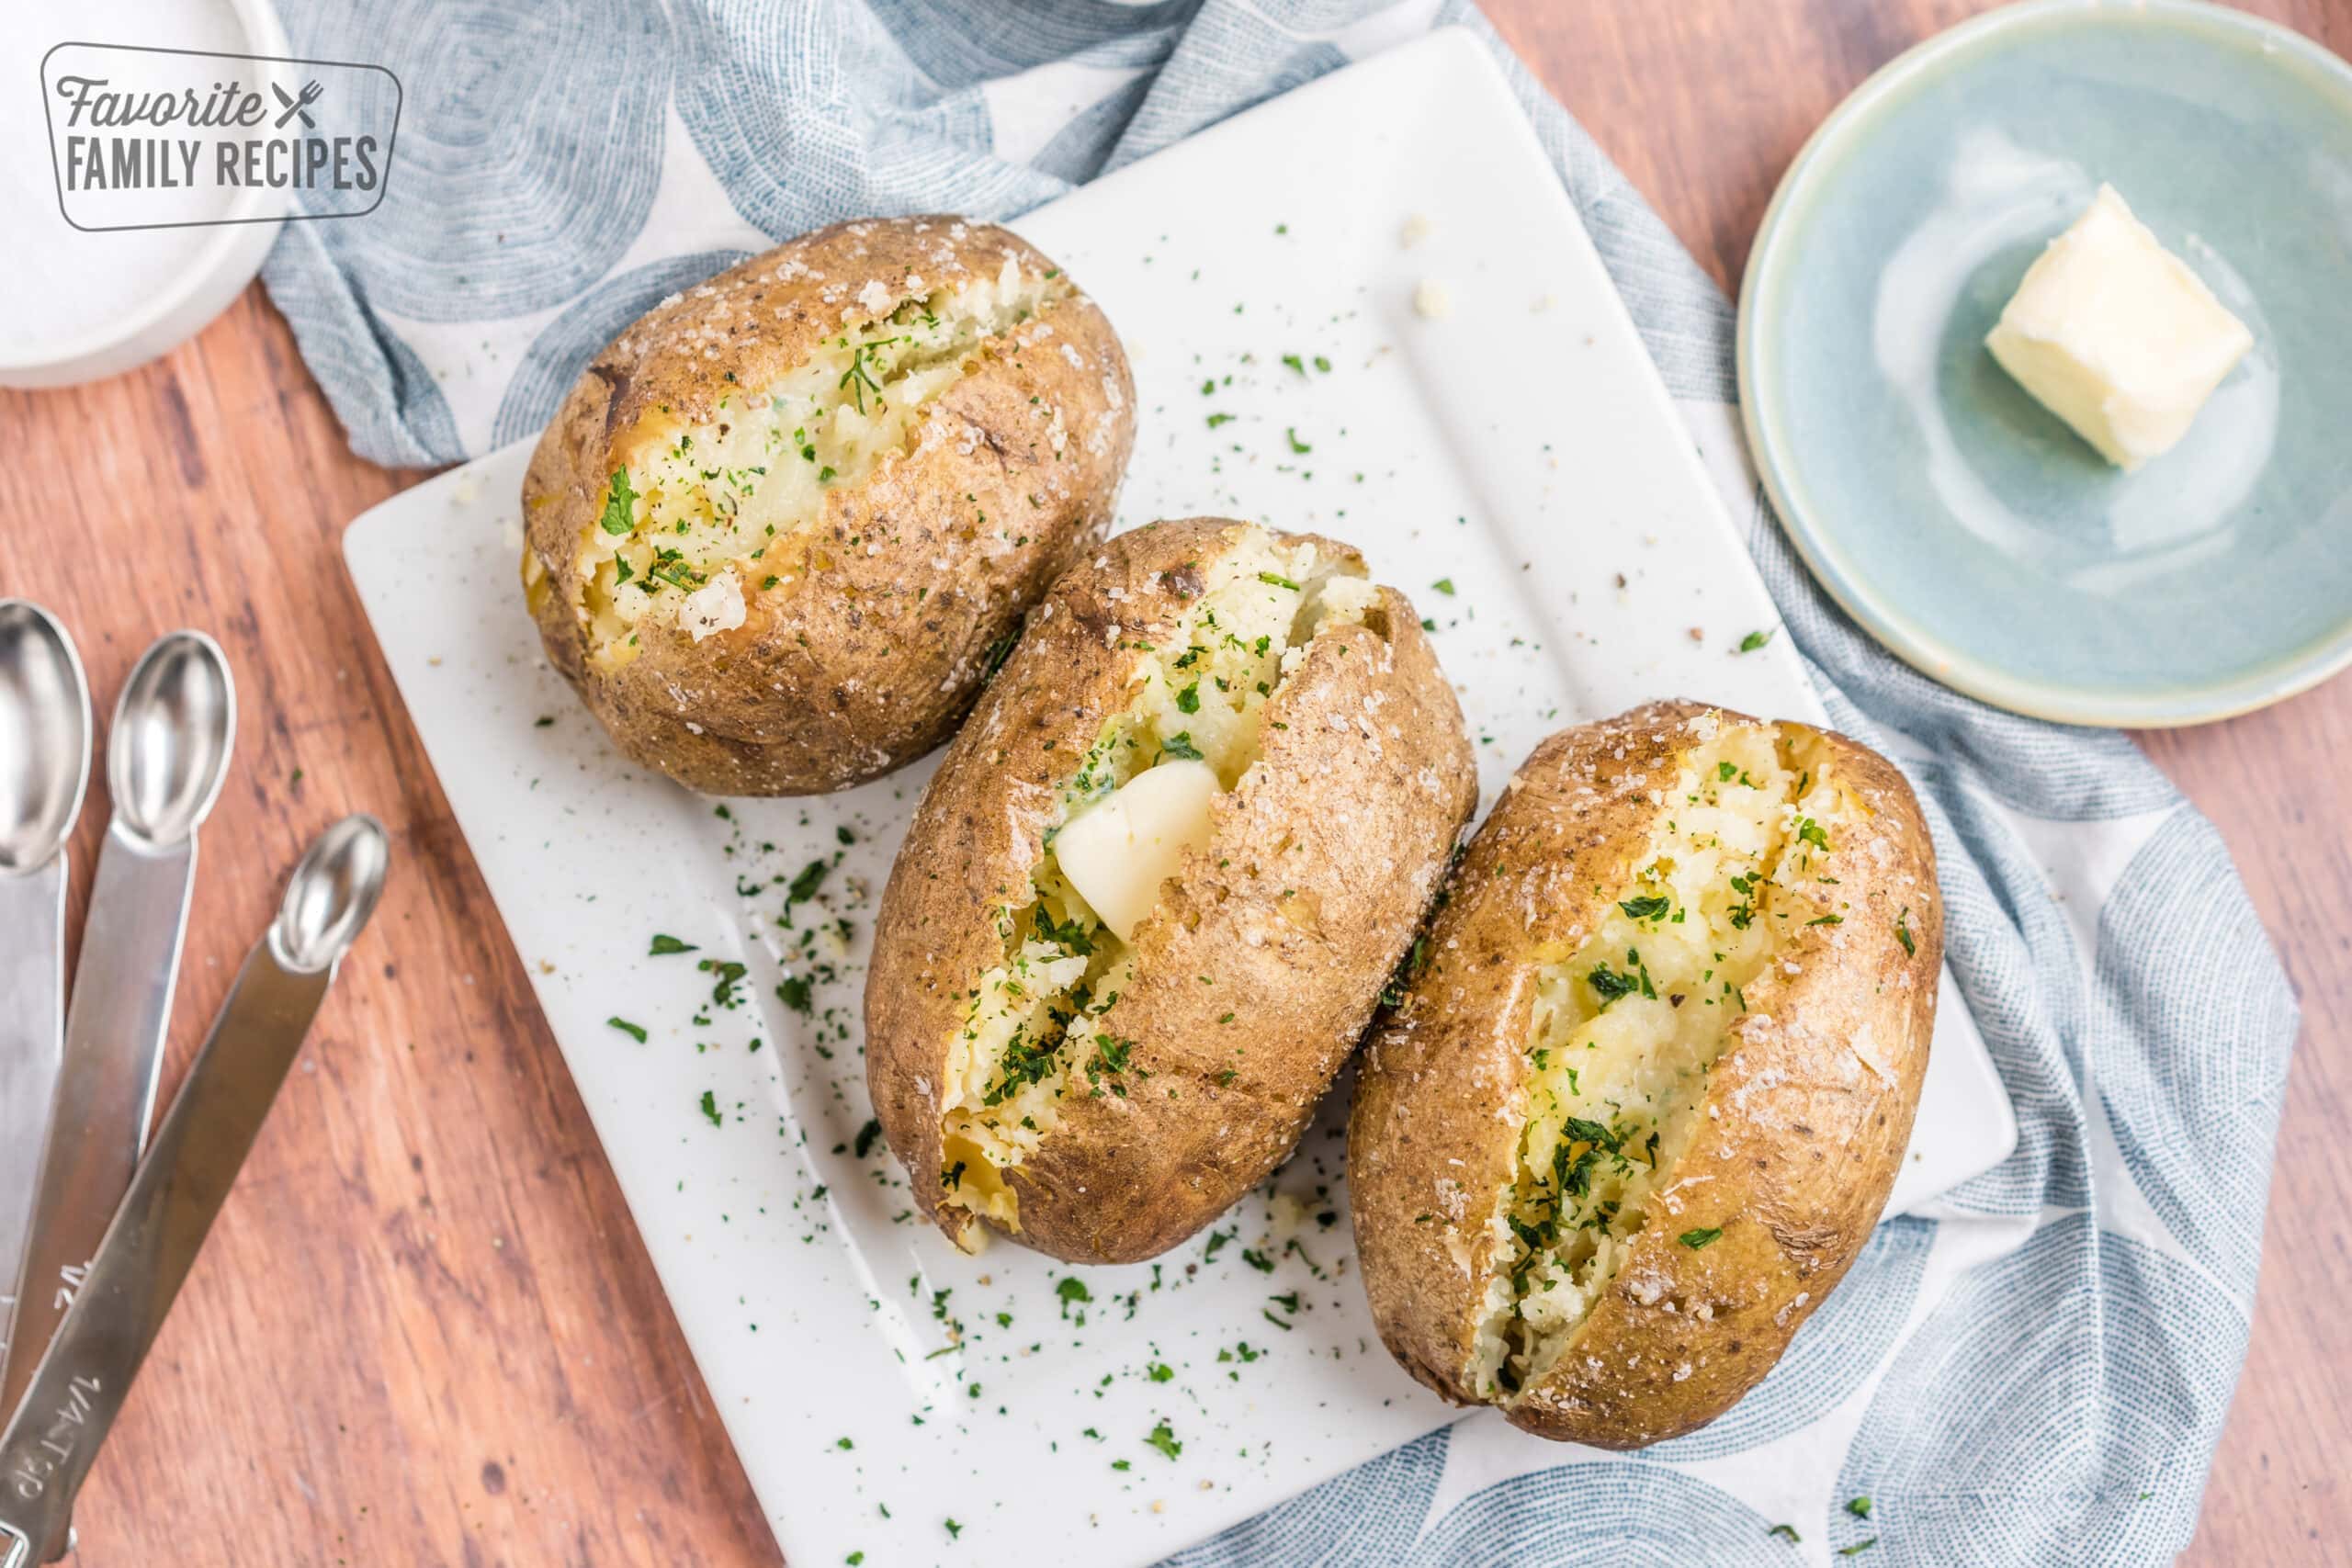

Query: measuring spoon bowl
[0,603,92,874]
[273,815,390,974]
[107,631,234,850]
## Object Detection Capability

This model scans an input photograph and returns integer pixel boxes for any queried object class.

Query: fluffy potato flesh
[571,258,1068,669]
[1476,720,1859,1399]
[935,533,1382,1232]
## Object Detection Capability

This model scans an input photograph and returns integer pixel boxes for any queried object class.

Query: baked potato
[521,217,1135,795]
[1348,701,1941,1446]
[866,519,1478,1263]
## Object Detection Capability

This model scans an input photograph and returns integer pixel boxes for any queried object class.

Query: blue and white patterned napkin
[263,3,2299,1562]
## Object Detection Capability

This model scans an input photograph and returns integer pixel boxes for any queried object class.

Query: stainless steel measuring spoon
[0,815,388,1566]
[0,632,234,1424]
[0,604,92,1371]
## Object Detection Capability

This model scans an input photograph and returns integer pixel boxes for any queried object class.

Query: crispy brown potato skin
[866,519,1478,1264]
[521,217,1134,795]
[1349,701,1942,1447]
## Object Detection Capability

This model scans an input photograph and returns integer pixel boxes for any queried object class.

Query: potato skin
[866,519,1479,1264]
[522,216,1134,795]
[1348,701,1942,1447]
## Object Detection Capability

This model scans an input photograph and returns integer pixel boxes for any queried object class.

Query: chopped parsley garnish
[1846,1496,1873,1519]
[597,468,638,536]
[1143,1422,1182,1460]
[1587,962,1638,1004]
[1795,818,1831,852]
[1035,907,1096,955]
[838,343,885,413]
[649,933,696,955]
[1548,1116,1623,1201]
[1768,1524,1801,1544]
[701,957,748,1006]
[983,1021,1061,1107]
[1084,1032,1136,1091]
[1838,1542,1878,1558]
[1284,427,1312,454]
[1176,681,1201,714]
[788,859,831,902]
[854,1119,882,1158]
[1430,577,1455,596]
[1257,570,1301,591]
[1618,894,1671,921]
[1159,731,1205,761]
[1895,908,1916,956]
[1561,1116,1618,1149]
[698,1090,721,1128]
[1736,628,1773,653]
[1678,1227,1724,1249]
[606,1017,647,1043]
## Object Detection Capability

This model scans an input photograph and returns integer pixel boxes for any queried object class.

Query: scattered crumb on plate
[1412,278,1452,320]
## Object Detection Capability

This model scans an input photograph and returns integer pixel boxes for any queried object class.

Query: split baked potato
[521,216,1135,795]
[867,519,1478,1263]
[1349,701,1941,1447]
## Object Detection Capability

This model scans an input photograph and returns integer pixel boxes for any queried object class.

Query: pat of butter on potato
[1984,184,2253,470]
[1055,760,1220,942]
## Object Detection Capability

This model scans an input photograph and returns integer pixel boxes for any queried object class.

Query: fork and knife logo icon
[271,79,324,130]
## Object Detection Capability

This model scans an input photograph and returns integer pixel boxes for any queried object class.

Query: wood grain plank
[0,2,2341,1562]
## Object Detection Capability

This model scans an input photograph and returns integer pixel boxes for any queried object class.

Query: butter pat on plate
[1985,184,2253,470]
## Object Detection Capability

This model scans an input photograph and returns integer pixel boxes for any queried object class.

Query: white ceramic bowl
[0,0,291,389]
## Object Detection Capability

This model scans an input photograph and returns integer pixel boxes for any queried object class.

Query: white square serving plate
[345,28,2017,1568]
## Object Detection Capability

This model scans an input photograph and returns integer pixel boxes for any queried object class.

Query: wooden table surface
[3,1,2343,1562]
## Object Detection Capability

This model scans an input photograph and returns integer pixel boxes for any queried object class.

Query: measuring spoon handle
[0,863,68,1368]
[0,933,330,1564]
[0,814,385,1565]
[0,828,195,1424]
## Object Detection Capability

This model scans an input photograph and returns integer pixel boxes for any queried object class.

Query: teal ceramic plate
[1740,0,2352,727]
